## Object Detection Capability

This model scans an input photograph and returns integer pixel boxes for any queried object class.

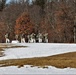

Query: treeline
[0,0,76,43]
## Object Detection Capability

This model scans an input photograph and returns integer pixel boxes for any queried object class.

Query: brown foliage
[0,0,75,43]
[0,22,7,42]
[15,12,34,35]
[54,3,74,43]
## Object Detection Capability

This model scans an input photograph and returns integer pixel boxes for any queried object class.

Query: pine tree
[35,0,45,9]
[0,0,6,11]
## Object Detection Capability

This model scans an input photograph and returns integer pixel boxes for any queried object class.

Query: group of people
[27,33,48,43]
[5,33,48,43]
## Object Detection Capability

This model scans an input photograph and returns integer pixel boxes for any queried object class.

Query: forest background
[0,0,76,43]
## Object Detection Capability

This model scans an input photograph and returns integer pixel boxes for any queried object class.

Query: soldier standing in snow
[15,34,19,40]
[30,33,36,43]
[27,34,31,43]
[21,34,25,43]
[44,33,48,43]
[5,33,10,43]
[38,33,43,43]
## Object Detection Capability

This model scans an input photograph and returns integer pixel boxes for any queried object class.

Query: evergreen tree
[35,0,45,9]
[0,0,6,11]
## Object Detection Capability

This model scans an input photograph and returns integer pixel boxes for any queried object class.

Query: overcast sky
[6,0,10,3]
[6,0,32,4]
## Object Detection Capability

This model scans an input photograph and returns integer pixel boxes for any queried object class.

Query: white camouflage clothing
[44,33,48,43]
[38,33,43,43]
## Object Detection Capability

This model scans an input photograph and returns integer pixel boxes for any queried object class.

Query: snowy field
[0,65,76,74]
[0,43,76,74]
[0,43,76,60]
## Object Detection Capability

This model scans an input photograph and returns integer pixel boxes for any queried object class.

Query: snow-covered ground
[0,65,76,74]
[0,43,76,74]
[0,43,76,60]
